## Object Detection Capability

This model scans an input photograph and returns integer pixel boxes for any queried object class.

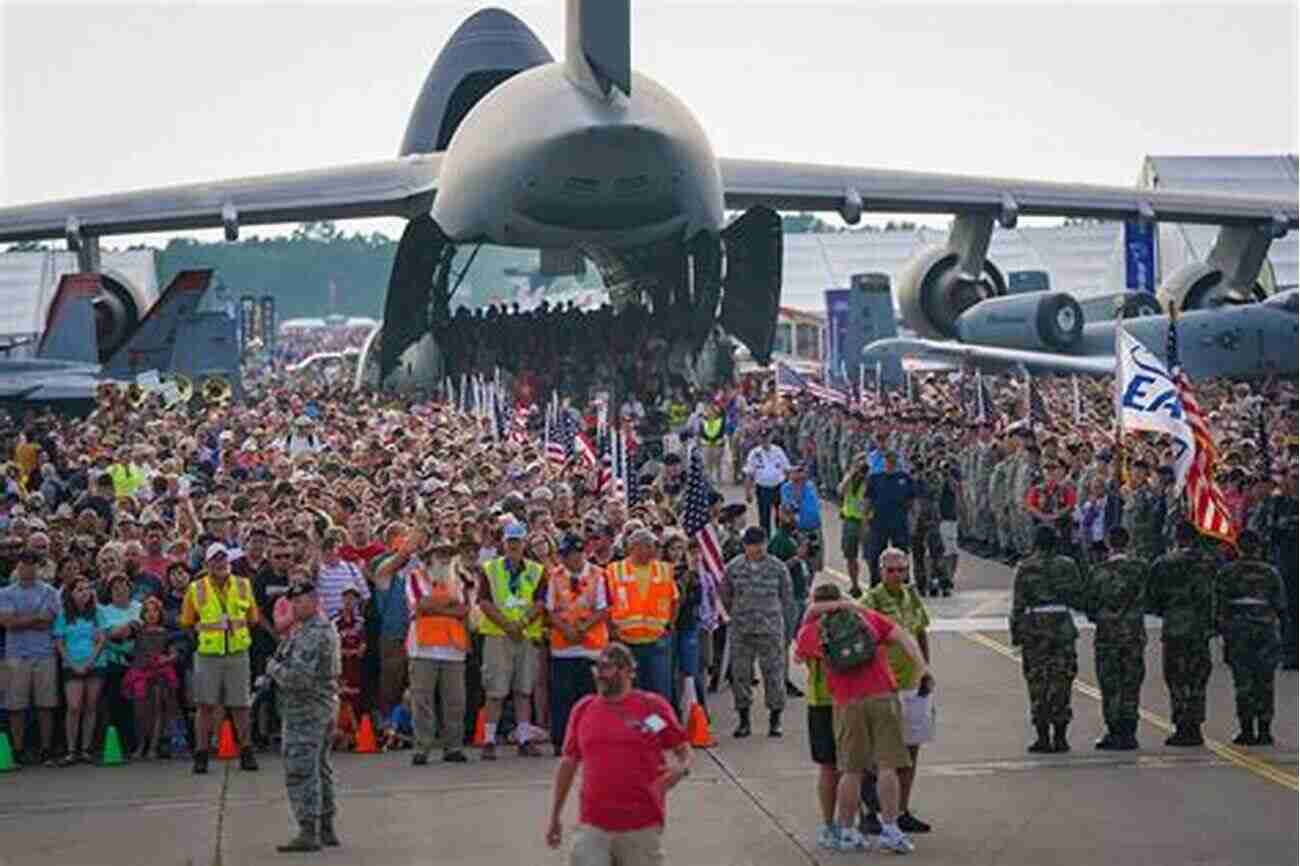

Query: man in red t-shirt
[1024,460,1078,538]
[547,643,692,864]
[795,586,931,854]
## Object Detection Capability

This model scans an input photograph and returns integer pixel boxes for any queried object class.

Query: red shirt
[795,609,898,705]
[340,542,386,570]
[562,690,688,832]
[1025,481,1077,515]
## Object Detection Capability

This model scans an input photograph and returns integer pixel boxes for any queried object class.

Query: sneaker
[238,746,259,771]
[859,809,882,836]
[815,825,838,850]
[835,827,871,851]
[897,812,931,833]
[879,830,915,854]
[443,750,468,763]
[481,743,497,761]
[42,749,58,768]
[412,752,429,766]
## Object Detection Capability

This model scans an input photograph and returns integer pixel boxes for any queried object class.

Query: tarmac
[0,486,1295,866]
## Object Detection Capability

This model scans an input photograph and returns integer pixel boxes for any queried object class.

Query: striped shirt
[316,559,369,619]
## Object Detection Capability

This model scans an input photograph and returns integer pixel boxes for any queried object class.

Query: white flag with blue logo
[1114,326,1194,496]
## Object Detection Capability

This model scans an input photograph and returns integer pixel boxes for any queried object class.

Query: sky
[1,1,1297,246]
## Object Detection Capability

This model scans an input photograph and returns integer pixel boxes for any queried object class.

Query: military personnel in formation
[910,460,946,595]
[1011,438,1041,556]
[990,438,1018,561]
[1080,526,1147,750]
[720,526,793,739]
[1123,459,1164,562]
[267,580,343,853]
[1252,465,1299,669]
[838,412,863,498]
[1010,526,1083,754]
[1146,521,1218,747]
[973,426,1000,555]
[1216,530,1286,746]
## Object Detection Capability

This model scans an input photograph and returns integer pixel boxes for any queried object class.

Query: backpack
[819,608,876,672]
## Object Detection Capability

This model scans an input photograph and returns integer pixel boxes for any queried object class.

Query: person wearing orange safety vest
[476,522,547,760]
[606,527,679,701]
[546,532,612,755]
[403,538,471,765]
[180,542,261,775]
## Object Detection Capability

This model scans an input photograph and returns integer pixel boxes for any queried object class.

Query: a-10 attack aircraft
[0,0,1296,390]
[862,288,1299,380]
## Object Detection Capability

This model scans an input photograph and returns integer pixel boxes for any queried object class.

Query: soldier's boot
[192,749,209,775]
[1114,720,1139,751]
[1256,718,1274,746]
[1232,716,1257,746]
[1051,723,1070,753]
[1165,724,1204,747]
[768,710,783,738]
[239,746,259,771]
[276,822,321,853]
[1094,728,1120,750]
[734,709,751,739]
[1027,724,1052,753]
[319,816,340,847]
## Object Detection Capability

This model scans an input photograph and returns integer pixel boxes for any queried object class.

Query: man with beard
[546,643,691,864]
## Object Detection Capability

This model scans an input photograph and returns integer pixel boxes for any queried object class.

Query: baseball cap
[502,522,528,541]
[287,580,317,598]
[205,542,230,562]
[557,533,585,556]
[741,526,766,545]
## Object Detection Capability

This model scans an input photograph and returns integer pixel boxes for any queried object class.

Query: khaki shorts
[481,636,538,699]
[833,694,911,773]
[570,824,664,866]
[841,518,865,560]
[5,657,59,711]
[193,652,252,708]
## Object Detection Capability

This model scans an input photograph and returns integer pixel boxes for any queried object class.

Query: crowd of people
[0,354,1294,857]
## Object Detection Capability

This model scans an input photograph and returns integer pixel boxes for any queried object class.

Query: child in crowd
[123,596,179,759]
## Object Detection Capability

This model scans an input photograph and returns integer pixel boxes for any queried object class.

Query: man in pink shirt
[546,642,692,866]
[796,584,932,853]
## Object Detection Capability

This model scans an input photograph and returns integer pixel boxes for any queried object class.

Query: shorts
[833,694,911,773]
[807,705,836,766]
[5,657,59,710]
[63,667,104,684]
[193,652,252,708]
[570,824,664,866]
[939,521,958,553]
[841,518,864,560]
[481,636,538,699]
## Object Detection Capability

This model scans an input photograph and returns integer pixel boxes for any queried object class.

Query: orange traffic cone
[472,708,487,747]
[217,719,239,760]
[355,714,379,754]
[687,704,716,748]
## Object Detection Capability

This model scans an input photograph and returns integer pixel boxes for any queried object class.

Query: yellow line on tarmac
[962,631,1298,793]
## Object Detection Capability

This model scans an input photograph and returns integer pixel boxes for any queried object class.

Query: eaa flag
[1114,327,1194,497]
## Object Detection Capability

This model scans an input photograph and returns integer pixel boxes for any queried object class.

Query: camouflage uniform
[974,442,999,548]
[838,419,861,495]
[721,553,792,715]
[268,614,342,835]
[1081,554,1147,737]
[910,467,945,592]
[1147,545,1217,732]
[990,453,1015,553]
[1012,454,1039,555]
[1124,485,1163,563]
[1217,558,1285,732]
[1010,552,1083,728]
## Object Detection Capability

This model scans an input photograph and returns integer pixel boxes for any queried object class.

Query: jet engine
[92,275,143,363]
[399,8,554,156]
[896,244,1007,339]
[955,291,1084,353]
[1157,261,1267,313]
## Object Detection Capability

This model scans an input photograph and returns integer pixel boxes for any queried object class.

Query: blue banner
[1124,220,1156,293]
[824,288,850,371]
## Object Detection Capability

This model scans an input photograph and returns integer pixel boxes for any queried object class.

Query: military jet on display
[862,289,1299,380]
[1,1,1296,391]
[0,270,242,411]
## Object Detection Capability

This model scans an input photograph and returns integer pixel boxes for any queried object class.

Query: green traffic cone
[0,731,15,772]
[102,725,126,766]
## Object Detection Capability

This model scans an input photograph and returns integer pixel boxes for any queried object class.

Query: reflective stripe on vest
[191,575,253,656]
[702,418,724,444]
[607,560,674,644]
[549,565,610,652]
[478,558,544,640]
[406,570,469,653]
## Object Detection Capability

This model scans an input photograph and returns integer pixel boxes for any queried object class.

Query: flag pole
[1072,374,1081,424]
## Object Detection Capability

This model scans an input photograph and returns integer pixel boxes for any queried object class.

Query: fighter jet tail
[36,274,100,364]
[103,269,215,378]
[565,0,631,98]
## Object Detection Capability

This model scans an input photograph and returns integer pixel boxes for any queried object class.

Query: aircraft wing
[0,155,440,242]
[720,160,1299,227]
[863,337,1117,376]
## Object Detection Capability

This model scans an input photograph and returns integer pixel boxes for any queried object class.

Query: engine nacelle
[93,275,142,363]
[399,8,554,156]
[895,244,1007,339]
[1157,261,1266,313]
[955,291,1084,352]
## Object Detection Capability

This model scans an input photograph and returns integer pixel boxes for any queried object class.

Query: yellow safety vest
[702,418,724,444]
[841,478,867,521]
[668,402,690,428]
[189,574,254,656]
[478,557,545,640]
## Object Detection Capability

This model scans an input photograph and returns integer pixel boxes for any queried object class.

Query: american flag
[547,408,577,467]
[1168,315,1237,545]
[596,426,620,496]
[682,445,725,581]
[575,429,598,469]
[776,361,847,405]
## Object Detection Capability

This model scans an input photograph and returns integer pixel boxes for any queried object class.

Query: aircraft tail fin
[565,0,630,97]
[851,272,904,386]
[37,274,100,364]
[103,269,214,377]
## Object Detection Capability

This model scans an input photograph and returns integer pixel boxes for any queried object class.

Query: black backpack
[820,608,876,672]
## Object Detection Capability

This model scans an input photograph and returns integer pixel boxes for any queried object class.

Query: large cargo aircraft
[1,1,1296,390]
